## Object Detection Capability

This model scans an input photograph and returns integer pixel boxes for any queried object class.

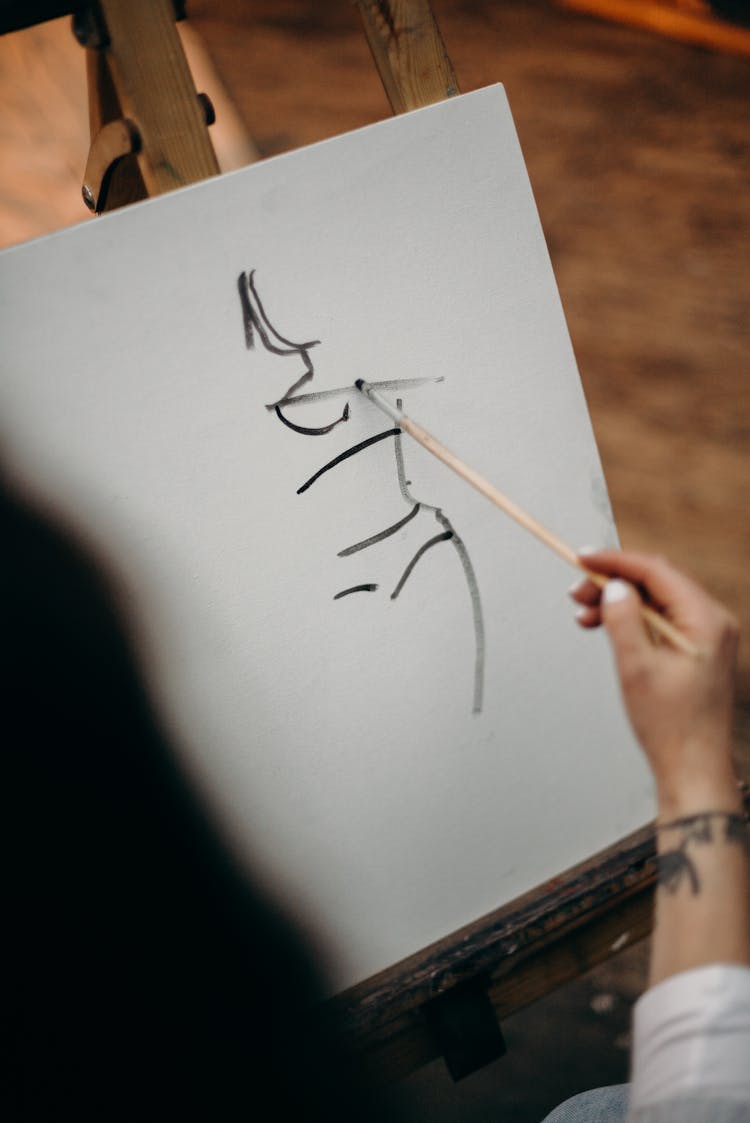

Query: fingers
[576,549,734,657]
[574,604,602,629]
[569,576,603,629]
[600,578,656,683]
[569,576,600,607]
[569,571,655,664]
[577,549,707,616]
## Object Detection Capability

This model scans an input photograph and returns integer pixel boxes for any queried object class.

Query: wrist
[655,775,744,823]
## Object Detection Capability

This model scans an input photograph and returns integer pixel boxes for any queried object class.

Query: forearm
[570,553,750,1114]
[650,776,750,987]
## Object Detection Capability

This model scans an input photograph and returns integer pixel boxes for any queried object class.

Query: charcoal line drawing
[297,429,401,495]
[275,402,350,435]
[238,270,485,713]
[333,584,379,600]
[269,377,445,411]
[238,270,319,379]
[391,530,454,599]
[338,503,421,557]
[392,409,485,712]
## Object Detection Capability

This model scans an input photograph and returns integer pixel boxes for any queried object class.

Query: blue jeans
[541,1084,629,1122]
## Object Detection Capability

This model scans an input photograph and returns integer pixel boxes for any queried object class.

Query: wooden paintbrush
[355,378,701,658]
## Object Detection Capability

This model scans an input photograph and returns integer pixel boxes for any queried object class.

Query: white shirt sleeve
[630,963,750,1110]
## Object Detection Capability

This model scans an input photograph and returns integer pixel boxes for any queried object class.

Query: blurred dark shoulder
[2,479,388,1121]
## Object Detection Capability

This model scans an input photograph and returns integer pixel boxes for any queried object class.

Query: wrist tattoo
[655,810,750,896]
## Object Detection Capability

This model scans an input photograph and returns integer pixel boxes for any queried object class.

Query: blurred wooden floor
[1,3,748,1118]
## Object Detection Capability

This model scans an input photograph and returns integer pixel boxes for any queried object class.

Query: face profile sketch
[237,270,485,713]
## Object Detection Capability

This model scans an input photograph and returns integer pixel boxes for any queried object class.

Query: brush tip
[354,378,365,392]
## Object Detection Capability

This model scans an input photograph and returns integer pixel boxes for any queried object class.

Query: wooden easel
[11,0,745,1088]
[7,0,458,217]
[77,0,219,213]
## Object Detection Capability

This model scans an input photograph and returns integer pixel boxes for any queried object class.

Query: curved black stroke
[237,272,319,376]
[238,272,256,350]
[337,503,420,557]
[269,371,313,407]
[297,428,400,494]
[275,402,350,436]
[333,584,378,600]
[246,270,320,352]
[393,418,486,714]
[241,271,319,353]
[435,510,485,715]
[390,531,453,600]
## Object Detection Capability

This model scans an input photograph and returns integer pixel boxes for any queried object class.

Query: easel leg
[76,0,219,213]
[356,0,459,113]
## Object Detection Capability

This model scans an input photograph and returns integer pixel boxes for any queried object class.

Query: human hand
[570,550,741,819]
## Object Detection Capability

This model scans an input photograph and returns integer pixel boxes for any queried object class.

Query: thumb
[601,579,653,683]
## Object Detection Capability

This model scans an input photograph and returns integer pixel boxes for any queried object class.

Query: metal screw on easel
[197,92,216,127]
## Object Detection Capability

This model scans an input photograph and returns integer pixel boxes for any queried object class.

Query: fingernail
[578,545,600,557]
[575,607,590,622]
[568,577,588,598]
[603,579,630,605]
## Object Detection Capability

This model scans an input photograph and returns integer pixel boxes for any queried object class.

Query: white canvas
[0,85,653,993]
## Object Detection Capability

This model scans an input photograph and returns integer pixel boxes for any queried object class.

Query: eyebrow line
[268,376,443,410]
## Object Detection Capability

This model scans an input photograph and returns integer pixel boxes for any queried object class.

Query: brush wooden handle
[398,414,702,659]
